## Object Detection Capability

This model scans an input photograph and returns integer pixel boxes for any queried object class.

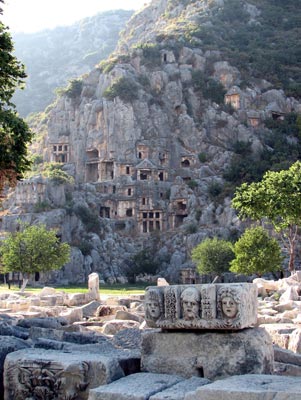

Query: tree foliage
[0,4,33,193]
[191,237,234,276]
[232,161,301,273]
[0,223,70,290]
[230,226,283,276]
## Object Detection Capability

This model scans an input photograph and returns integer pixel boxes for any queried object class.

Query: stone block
[0,336,30,400]
[141,328,274,380]
[88,272,100,301]
[184,374,301,400]
[145,283,257,330]
[102,319,140,335]
[262,323,296,349]
[149,377,211,400]
[4,348,125,400]
[88,372,184,400]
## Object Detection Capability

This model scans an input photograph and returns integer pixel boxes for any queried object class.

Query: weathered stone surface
[88,272,100,301]
[79,300,102,318]
[274,362,301,377]
[102,319,140,335]
[16,316,64,329]
[261,324,297,350]
[145,283,257,330]
[88,372,184,400]
[274,345,301,366]
[149,377,211,400]
[288,328,301,353]
[0,336,30,400]
[4,349,125,400]
[185,374,301,400]
[141,328,274,380]
[115,309,143,323]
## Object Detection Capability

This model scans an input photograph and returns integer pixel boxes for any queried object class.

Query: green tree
[232,161,301,273]
[230,226,283,277]
[0,2,33,193]
[0,223,70,291]
[191,237,234,277]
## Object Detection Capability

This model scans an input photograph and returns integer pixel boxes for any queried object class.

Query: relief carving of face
[145,290,162,321]
[181,287,200,320]
[221,295,238,318]
[146,300,161,319]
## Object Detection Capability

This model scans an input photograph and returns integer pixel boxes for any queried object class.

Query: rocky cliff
[1,0,301,285]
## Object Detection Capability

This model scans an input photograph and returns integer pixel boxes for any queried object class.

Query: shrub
[103,76,139,102]
[43,163,74,185]
[124,248,159,283]
[230,226,283,277]
[74,204,101,233]
[187,180,198,189]
[64,78,83,98]
[192,237,234,276]
[198,152,207,163]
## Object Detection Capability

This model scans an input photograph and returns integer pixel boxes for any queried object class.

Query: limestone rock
[102,320,140,335]
[4,348,125,400]
[141,328,274,380]
[88,372,184,400]
[0,336,30,399]
[288,328,301,353]
[149,377,211,400]
[185,374,301,400]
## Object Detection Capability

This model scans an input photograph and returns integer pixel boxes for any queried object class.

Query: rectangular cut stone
[149,377,211,400]
[141,328,274,380]
[4,348,124,400]
[184,374,301,400]
[145,283,257,330]
[88,372,184,400]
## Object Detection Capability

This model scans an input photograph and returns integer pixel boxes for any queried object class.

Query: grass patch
[0,283,148,295]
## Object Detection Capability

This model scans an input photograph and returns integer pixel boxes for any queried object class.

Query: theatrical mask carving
[145,283,257,330]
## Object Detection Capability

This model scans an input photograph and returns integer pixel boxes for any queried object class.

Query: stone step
[88,372,210,400]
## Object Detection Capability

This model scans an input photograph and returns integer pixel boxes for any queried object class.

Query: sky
[2,0,149,33]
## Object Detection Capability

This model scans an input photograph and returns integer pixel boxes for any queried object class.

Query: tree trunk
[20,277,29,293]
[288,249,295,275]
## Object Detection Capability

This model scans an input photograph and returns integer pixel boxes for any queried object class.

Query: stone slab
[141,328,274,380]
[145,283,257,330]
[4,348,125,400]
[149,377,211,400]
[184,374,301,400]
[88,372,184,400]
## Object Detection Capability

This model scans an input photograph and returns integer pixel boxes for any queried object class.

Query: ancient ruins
[0,275,301,399]
[144,283,257,329]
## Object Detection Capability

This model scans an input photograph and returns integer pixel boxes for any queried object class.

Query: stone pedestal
[4,349,124,400]
[88,273,100,301]
[141,328,274,380]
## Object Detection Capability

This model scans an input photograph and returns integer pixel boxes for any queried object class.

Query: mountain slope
[12,10,133,117]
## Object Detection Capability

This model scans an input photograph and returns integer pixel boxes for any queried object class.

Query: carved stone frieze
[145,283,258,330]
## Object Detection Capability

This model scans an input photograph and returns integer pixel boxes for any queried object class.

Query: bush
[124,248,159,283]
[230,226,283,277]
[74,205,101,233]
[103,76,139,102]
[192,237,234,275]
[43,163,74,185]
[187,180,198,189]
[64,78,83,98]
[198,152,207,163]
